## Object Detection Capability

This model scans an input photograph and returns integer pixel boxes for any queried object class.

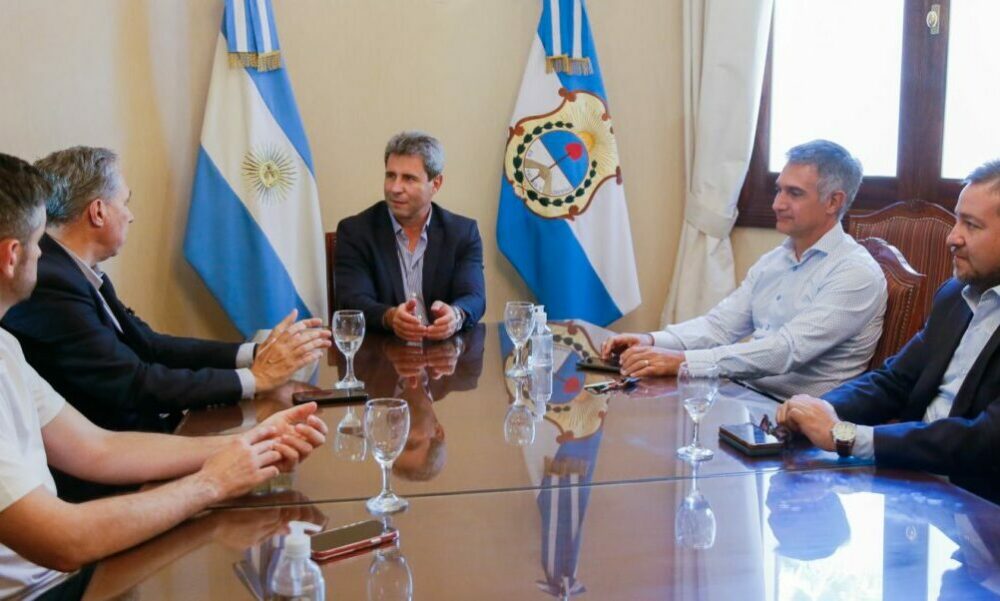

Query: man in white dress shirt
[602,140,887,399]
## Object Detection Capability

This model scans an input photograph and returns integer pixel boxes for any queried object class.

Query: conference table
[83,321,1000,600]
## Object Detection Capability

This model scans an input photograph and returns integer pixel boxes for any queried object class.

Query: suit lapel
[422,207,444,306]
[951,319,1000,418]
[907,297,971,415]
[376,204,406,305]
[41,235,125,337]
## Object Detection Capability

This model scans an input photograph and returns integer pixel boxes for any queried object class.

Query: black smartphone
[311,520,398,561]
[576,356,621,373]
[718,423,784,456]
[291,389,368,406]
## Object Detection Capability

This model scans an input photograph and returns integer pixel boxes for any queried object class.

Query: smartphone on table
[576,356,622,374]
[311,519,398,561]
[291,389,368,406]
[718,423,784,456]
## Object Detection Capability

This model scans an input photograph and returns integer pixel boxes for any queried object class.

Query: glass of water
[676,361,720,461]
[364,398,411,515]
[333,310,365,390]
[504,301,535,377]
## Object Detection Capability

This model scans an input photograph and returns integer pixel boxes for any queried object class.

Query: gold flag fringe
[228,51,282,72]
[545,55,593,76]
[544,455,589,477]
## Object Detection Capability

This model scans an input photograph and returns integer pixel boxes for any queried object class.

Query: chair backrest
[325,231,337,314]
[858,237,926,370]
[846,199,955,326]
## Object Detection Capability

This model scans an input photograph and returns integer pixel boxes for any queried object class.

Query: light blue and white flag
[185,0,326,337]
[498,0,640,325]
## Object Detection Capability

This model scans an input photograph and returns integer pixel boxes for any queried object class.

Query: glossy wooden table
[177,321,868,509]
[86,467,1000,600]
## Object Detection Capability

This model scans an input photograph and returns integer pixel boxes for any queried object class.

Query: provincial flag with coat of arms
[498,0,641,326]
[184,0,327,337]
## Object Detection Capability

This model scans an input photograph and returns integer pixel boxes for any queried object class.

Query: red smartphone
[310,520,398,562]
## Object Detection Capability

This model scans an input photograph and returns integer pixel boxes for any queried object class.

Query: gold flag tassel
[228,50,282,72]
[545,55,592,76]
[544,456,589,478]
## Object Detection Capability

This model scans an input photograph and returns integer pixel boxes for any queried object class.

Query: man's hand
[251,310,332,392]
[600,333,653,361]
[198,427,284,501]
[423,339,460,379]
[426,301,460,341]
[251,402,328,472]
[776,394,839,451]
[619,346,685,377]
[386,299,428,341]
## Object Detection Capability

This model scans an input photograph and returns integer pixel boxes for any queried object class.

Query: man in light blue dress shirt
[603,140,887,399]
[778,158,1000,502]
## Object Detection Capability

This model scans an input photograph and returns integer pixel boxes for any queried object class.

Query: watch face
[832,421,856,441]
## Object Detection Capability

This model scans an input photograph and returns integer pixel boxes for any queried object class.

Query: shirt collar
[781,223,846,264]
[961,282,1000,312]
[388,205,433,237]
[51,238,105,291]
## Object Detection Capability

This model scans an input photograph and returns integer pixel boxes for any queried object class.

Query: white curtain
[661,0,774,326]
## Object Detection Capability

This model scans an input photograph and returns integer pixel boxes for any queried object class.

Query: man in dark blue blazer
[334,131,485,342]
[777,158,1000,503]
[2,147,331,436]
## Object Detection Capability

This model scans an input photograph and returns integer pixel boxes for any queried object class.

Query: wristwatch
[831,421,857,458]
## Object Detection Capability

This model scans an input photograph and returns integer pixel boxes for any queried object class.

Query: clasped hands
[775,394,840,452]
[385,298,461,342]
[200,401,328,500]
[383,337,461,386]
[600,333,685,377]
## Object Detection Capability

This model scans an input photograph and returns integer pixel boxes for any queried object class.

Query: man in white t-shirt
[0,153,328,599]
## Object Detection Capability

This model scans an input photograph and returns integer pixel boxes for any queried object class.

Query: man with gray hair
[778,157,1000,503]
[602,139,887,399]
[334,131,486,341]
[2,146,330,443]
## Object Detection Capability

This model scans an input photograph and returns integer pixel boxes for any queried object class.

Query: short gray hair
[0,153,56,241]
[384,131,445,179]
[964,159,1000,196]
[786,140,863,218]
[34,146,122,225]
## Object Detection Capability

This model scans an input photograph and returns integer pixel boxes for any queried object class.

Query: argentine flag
[498,0,640,326]
[184,0,327,337]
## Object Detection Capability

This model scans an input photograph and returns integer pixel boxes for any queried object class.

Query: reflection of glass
[334,310,366,389]
[333,429,367,462]
[504,403,536,446]
[529,363,553,420]
[364,398,410,514]
[676,361,720,461]
[368,517,413,601]
[675,461,716,550]
[337,406,363,435]
[504,301,535,376]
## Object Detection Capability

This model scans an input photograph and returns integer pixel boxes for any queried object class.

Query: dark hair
[964,159,1000,196]
[0,153,54,241]
[384,131,445,179]
[786,140,864,218]
[34,146,121,225]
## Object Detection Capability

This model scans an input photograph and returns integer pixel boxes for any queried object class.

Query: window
[738,0,983,227]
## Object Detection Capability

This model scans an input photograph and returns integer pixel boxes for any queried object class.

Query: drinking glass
[333,310,365,389]
[364,398,411,514]
[504,301,535,377]
[676,361,720,461]
[675,462,717,549]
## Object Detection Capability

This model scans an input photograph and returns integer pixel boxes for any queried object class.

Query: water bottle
[269,521,325,601]
[529,306,553,367]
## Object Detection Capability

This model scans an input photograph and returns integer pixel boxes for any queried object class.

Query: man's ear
[0,238,21,279]
[86,199,107,228]
[430,174,443,194]
[826,191,846,217]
